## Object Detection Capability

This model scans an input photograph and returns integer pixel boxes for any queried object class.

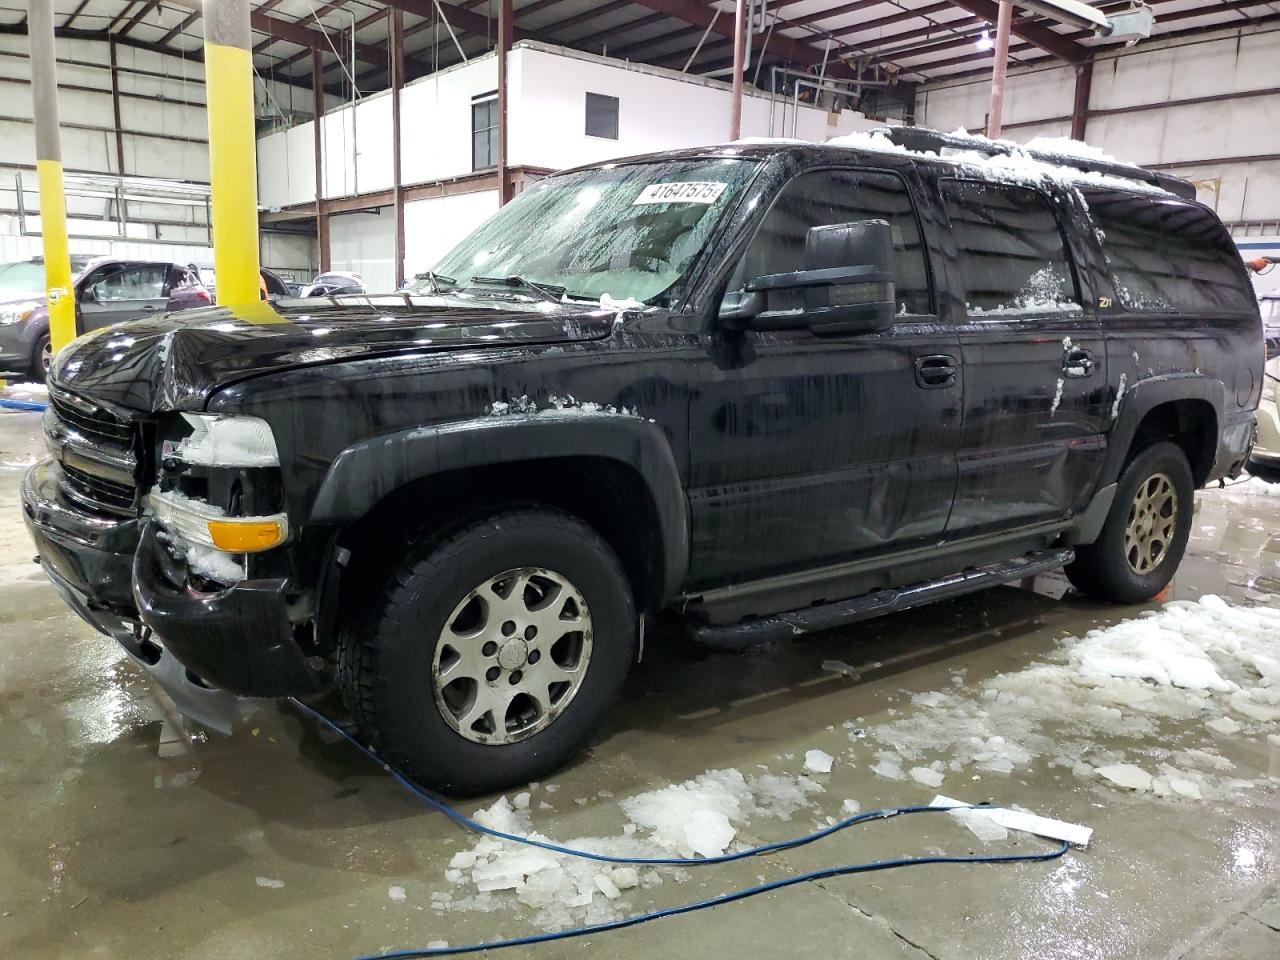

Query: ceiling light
[976,30,993,50]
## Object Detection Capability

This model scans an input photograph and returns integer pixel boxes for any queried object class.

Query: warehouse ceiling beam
[61,0,93,31]
[119,0,163,37]
[942,0,1090,62]
[622,0,867,77]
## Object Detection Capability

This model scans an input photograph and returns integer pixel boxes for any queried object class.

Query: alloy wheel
[1124,472,1178,575]
[431,567,593,745]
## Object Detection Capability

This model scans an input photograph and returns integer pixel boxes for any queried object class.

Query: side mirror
[82,282,100,304]
[721,219,897,336]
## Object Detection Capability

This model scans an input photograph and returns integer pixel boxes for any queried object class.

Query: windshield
[0,256,95,293]
[0,261,47,293]
[418,158,759,305]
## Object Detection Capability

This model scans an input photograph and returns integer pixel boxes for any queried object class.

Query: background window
[585,92,619,140]
[471,95,498,170]
[1081,190,1255,313]
[95,264,166,301]
[941,180,1079,316]
[733,168,933,315]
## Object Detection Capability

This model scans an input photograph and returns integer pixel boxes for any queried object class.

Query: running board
[689,548,1074,648]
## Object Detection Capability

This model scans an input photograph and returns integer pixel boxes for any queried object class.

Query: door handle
[1064,347,1095,378]
[914,354,957,389]
[141,304,162,312]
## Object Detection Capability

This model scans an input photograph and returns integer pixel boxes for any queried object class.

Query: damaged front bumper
[21,458,322,729]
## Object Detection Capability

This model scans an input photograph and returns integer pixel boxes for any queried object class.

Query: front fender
[309,413,690,604]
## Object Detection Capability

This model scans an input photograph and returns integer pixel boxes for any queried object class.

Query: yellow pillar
[28,0,76,355]
[202,0,261,306]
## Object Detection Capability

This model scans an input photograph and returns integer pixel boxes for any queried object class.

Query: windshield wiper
[413,270,457,293]
[469,275,565,303]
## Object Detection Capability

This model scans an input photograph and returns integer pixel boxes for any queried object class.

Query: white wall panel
[508,46,879,171]
[403,190,499,276]
[329,210,396,293]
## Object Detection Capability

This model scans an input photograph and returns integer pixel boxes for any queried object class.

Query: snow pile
[435,769,823,932]
[867,596,1280,800]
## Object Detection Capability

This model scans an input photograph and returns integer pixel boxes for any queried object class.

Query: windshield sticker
[633,182,727,205]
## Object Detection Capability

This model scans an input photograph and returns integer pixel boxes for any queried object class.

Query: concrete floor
[1,404,1278,960]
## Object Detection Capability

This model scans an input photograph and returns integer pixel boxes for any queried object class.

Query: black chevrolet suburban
[23,128,1262,794]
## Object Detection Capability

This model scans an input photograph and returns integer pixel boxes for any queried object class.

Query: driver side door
[685,165,962,594]
[80,262,170,332]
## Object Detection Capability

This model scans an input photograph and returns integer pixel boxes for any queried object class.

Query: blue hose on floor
[0,397,47,411]
[288,698,1071,959]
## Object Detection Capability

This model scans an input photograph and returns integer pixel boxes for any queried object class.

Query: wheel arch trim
[1103,375,1226,488]
[309,414,690,605]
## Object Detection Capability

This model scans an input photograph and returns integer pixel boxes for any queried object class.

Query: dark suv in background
[0,257,210,382]
[22,129,1261,795]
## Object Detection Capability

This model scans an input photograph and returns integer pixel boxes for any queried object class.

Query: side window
[95,265,166,302]
[734,169,932,315]
[1080,190,1255,313]
[471,94,498,171]
[585,92,619,140]
[940,180,1080,316]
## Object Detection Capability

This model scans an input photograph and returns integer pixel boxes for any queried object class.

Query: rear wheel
[338,506,636,795]
[1066,441,1194,604]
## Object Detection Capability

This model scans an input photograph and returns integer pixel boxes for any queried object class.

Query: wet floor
[1,405,1277,960]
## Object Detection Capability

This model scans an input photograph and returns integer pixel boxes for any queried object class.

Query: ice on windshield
[422,158,759,305]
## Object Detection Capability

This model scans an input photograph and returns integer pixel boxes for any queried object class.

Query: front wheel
[1065,441,1194,604]
[30,332,52,384]
[338,507,636,795]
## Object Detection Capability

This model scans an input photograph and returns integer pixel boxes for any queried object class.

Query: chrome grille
[46,386,140,519]
[49,389,133,446]
[60,461,138,516]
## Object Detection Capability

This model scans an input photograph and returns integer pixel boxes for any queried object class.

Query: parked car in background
[0,257,210,382]
[300,271,365,297]
[1248,295,1280,479]
[197,266,292,302]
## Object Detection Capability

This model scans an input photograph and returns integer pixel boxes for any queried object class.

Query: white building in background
[256,40,885,294]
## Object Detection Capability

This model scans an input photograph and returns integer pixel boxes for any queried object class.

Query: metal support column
[730,0,746,141]
[1071,59,1094,142]
[390,8,406,286]
[202,0,261,305]
[986,0,1013,139]
[496,0,513,205]
[312,48,330,273]
[28,0,75,356]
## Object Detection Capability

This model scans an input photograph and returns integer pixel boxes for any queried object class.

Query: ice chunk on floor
[804,749,834,774]
[255,877,285,889]
[949,808,1009,843]
[1096,763,1153,792]
[909,766,945,788]
[388,885,407,902]
[1205,716,1241,735]
[683,809,736,858]
[1167,777,1203,800]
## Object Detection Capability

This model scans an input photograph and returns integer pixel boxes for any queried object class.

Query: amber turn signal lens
[206,519,286,552]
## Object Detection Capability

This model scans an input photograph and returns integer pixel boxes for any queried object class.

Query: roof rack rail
[877,127,1197,202]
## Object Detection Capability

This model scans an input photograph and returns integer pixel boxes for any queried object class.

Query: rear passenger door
[686,165,962,587]
[938,179,1109,536]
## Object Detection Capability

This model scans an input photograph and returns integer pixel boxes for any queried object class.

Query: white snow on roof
[824,127,1173,197]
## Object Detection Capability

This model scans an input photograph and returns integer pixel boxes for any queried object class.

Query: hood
[0,289,46,308]
[50,294,620,412]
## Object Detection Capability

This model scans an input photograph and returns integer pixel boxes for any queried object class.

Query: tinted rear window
[940,179,1079,316]
[1081,191,1254,313]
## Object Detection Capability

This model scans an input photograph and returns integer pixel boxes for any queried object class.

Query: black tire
[30,332,51,384]
[1065,441,1194,604]
[338,506,636,795]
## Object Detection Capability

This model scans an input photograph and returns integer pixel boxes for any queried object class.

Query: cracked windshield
[417,158,759,305]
